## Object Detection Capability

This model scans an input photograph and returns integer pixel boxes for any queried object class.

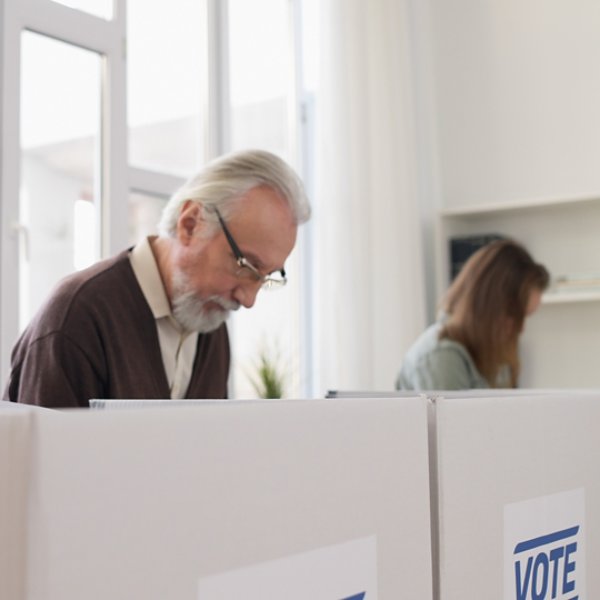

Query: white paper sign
[197,536,377,600]
[504,488,586,600]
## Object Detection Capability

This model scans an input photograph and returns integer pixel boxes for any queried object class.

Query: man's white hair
[158,149,311,238]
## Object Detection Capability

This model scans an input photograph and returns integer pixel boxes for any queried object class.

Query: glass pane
[20,31,101,331]
[227,0,301,399]
[127,0,204,176]
[228,0,292,159]
[128,191,167,246]
[50,0,113,20]
[302,0,319,95]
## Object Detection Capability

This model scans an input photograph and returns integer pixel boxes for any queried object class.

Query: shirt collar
[129,236,172,320]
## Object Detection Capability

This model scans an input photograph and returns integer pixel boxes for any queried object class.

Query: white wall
[429,0,600,209]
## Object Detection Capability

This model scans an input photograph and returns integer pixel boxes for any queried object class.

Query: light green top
[395,321,491,391]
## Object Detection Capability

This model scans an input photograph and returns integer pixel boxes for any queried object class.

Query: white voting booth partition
[330,389,600,600]
[6,397,433,600]
[433,391,600,600]
[0,403,37,600]
[6,390,597,600]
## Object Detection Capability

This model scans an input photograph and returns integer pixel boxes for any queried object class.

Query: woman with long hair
[396,239,550,390]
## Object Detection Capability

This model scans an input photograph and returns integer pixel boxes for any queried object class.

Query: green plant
[248,345,287,399]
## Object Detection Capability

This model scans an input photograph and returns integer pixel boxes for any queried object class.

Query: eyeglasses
[213,207,287,289]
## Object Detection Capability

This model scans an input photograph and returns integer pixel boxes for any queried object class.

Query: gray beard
[171,270,240,333]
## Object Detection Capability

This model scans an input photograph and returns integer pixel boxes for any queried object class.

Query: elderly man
[3,149,311,408]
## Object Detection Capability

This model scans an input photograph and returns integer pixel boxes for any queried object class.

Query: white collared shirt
[129,237,198,399]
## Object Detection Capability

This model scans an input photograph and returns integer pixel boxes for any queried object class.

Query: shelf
[440,193,600,218]
[542,289,600,305]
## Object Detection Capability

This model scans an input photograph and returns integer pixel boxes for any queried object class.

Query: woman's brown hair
[440,240,549,387]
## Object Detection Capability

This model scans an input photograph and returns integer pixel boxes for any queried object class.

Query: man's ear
[176,200,204,244]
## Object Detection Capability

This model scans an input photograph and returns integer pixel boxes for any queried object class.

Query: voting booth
[7,391,598,599]
[5,398,434,600]
[433,392,600,600]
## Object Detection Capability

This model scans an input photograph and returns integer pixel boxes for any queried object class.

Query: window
[128,191,168,246]
[19,31,102,329]
[127,0,206,176]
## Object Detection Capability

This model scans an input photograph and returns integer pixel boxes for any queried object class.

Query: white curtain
[312,0,427,394]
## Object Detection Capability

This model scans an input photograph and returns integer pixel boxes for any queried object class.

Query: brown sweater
[2,250,230,408]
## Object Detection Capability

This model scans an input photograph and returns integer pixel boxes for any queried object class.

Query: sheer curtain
[312,0,426,393]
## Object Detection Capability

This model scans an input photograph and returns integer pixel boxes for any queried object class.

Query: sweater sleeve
[410,346,487,391]
[4,332,105,408]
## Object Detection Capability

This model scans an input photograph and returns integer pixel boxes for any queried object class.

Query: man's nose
[232,281,261,309]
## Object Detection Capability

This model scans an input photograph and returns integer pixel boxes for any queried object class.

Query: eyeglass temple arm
[214,208,244,261]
